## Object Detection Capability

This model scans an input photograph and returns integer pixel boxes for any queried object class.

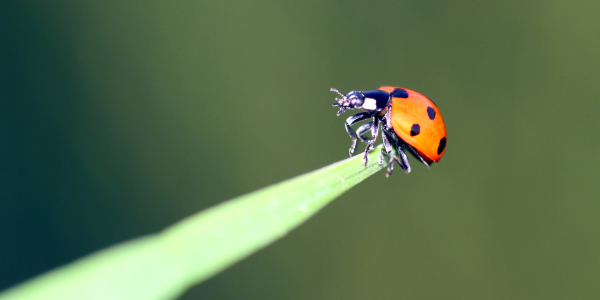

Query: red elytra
[378,86,446,163]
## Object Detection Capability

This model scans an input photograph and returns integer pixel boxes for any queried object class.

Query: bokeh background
[2,1,600,299]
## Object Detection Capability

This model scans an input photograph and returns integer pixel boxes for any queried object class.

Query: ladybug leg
[362,117,380,166]
[356,121,374,143]
[344,112,372,156]
[381,131,396,177]
[384,136,411,175]
[384,103,393,129]
[405,144,431,168]
[394,142,411,174]
[385,160,394,177]
[379,119,394,161]
[381,130,394,155]
[358,121,391,166]
[380,131,393,161]
[385,154,397,177]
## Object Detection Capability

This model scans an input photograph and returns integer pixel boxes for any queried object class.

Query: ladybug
[331,86,446,176]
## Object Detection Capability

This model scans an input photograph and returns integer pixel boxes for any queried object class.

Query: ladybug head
[331,88,364,116]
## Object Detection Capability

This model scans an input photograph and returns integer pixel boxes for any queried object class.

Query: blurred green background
[2,0,600,299]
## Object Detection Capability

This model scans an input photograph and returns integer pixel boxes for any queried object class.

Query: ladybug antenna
[331,87,346,109]
[330,87,345,98]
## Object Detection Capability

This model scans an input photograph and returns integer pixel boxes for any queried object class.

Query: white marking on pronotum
[362,98,377,110]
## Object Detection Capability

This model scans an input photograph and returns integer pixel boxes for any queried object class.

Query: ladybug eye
[351,98,363,106]
[347,92,364,107]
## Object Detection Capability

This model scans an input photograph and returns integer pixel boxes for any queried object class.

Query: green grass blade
[0,145,387,300]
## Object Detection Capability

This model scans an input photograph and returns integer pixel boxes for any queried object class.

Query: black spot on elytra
[437,137,446,155]
[391,88,409,98]
[427,106,436,120]
[410,124,420,136]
